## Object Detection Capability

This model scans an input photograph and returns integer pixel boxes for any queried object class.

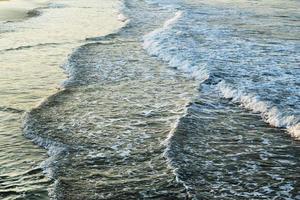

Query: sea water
[0,0,123,199]
[1,0,299,199]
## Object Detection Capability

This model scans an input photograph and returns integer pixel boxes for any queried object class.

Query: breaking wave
[142,8,299,140]
[217,81,300,139]
[143,11,209,82]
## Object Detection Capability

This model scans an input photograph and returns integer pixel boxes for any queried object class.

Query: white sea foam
[143,10,299,141]
[117,0,130,24]
[23,128,68,178]
[143,11,209,83]
[217,81,300,139]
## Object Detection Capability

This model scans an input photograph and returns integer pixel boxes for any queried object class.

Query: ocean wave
[21,89,77,179]
[23,129,68,178]
[142,12,201,198]
[22,0,130,173]
[143,11,209,82]
[143,8,299,140]
[217,81,300,139]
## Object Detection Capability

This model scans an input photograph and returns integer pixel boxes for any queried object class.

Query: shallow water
[145,0,300,198]
[1,0,300,199]
[0,0,49,22]
[23,1,198,198]
[144,0,300,137]
[0,0,123,199]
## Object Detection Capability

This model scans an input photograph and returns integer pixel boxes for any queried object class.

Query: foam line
[217,81,300,139]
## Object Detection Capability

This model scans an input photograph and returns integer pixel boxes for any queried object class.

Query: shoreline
[0,0,125,199]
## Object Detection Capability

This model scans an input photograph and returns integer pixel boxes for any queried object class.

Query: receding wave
[16,0,300,199]
[22,0,197,198]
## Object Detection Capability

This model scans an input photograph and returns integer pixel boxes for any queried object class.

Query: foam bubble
[217,81,300,139]
[143,11,209,82]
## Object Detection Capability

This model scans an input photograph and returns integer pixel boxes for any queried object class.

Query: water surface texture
[0,0,123,199]
[1,0,300,199]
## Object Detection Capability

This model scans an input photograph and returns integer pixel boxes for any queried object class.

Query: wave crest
[217,81,300,139]
[143,11,209,82]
